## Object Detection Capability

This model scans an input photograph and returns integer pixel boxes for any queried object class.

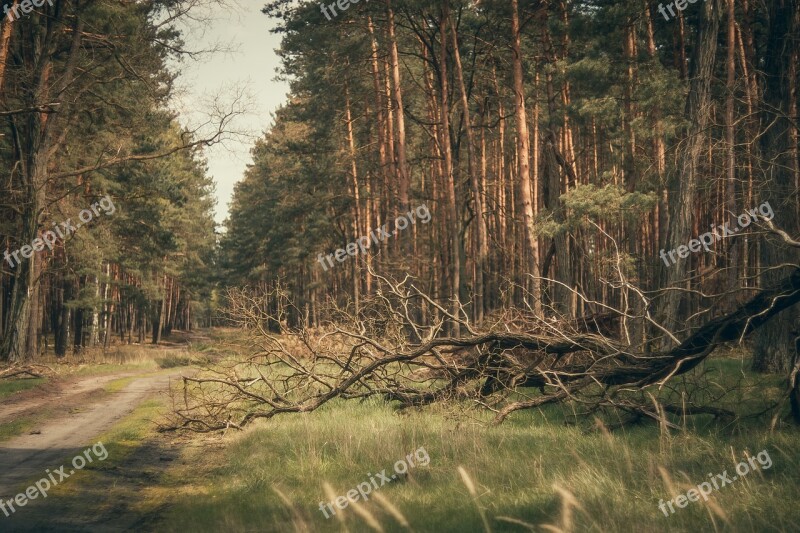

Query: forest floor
[0,329,798,532]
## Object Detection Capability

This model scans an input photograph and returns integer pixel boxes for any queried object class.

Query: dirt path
[0,372,141,423]
[0,330,214,530]
[0,370,186,500]
[0,326,212,425]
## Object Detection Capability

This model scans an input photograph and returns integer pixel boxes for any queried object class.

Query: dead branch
[159,261,800,433]
[0,364,54,379]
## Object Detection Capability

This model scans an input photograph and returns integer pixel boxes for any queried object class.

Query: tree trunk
[386,0,410,218]
[725,0,739,308]
[55,269,70,358]
[73,277,84,355]
[0,0,18,93]
[752,0,800,373]
[344,81,362,311]
[153,272,167,344]
[0,12,83,361]
[104,264,116,351]
[89,273,100,347]
[511,0,542,316]
[439,0,461,335]
[658,0,723,341]
[449,11,486,323]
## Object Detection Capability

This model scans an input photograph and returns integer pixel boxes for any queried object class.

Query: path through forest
[0,369,185,502]
[0,333,213,531]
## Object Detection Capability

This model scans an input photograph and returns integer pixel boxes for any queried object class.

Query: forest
[0,0,223,362]
[207,0,800,427]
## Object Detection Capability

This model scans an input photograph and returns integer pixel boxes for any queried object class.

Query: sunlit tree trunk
[344,81,361,311]
[511,0,542,316]
[449,11,486,323]
[386,0,410,219]
[439,0,461,334]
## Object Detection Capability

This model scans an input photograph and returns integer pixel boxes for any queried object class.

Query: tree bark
[0,0,19,93]
[439,0,462,335]
[449,11,486,323]
[725,0,739,308]
[659,0,723,341]
[386,0,410,218]
[752,0,800,373]
[344,81,362,310]
[511,0,542,316]
[153,272,167,345]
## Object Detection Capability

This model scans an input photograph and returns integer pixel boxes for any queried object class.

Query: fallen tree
[0,364,54,380]
[161,259,800,432]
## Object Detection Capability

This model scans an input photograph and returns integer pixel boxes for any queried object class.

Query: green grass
[92,398,168,468]
[103,375,139,393]
[6,330,796,532]
[69,360,160,376]
[0,378,48,441]
[153,355,800,532]
[103,367,196,393]
[32,397,164,489]
[0,377,45,400]
[0,417,38,441]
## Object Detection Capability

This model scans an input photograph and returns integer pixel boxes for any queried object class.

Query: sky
[170,1,291,227]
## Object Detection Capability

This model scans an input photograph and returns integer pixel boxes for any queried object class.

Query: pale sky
[170,1,291,227]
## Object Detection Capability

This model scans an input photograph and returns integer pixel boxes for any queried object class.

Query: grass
[92,398,168,469]
[103,367,197,393]
[0,417,38,442]
[0,377,45,400]
[0,329,214,382]
[151,352,800,532]
[103,375,140,393]
[5,329,797,531]
[155,353,212,369]
[0,331,213,399]
[0,378,47,441]
[0,345,166,441]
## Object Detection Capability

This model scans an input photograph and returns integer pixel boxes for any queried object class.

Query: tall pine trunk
[449,11,486,323]
[511,0,542,316]
[658,0,722,342]
[752,0,800,372]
